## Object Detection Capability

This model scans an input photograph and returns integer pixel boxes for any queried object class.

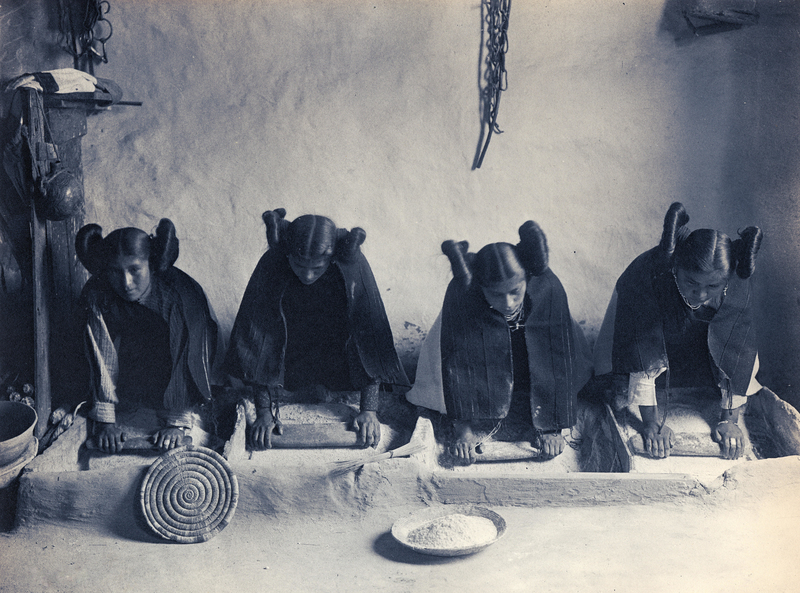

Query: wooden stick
[628,434,723,458]
[85,435,193,451]
[473,442,541,463]
[268,422,359,448]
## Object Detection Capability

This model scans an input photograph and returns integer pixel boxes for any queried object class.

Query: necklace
[671,271,728,311]
[672,271,702,310]
[503,301,525,331]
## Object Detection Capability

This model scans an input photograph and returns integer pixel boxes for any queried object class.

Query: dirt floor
[1,476,799,593]
[3,392,800,592]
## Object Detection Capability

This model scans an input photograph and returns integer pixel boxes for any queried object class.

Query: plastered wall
[2,0,800,406]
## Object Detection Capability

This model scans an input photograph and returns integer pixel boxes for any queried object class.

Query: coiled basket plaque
[139,445,238,544]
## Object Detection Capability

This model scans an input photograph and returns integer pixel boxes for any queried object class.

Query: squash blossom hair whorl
[732,226,763,279]
[516,220,549,277]
[263,208,290,250]
[75,223,106,276]
[75,218,178,275]
[148,219,179,273]
[335,226,367,264]
[442,240,473,288]
[660,201,763,280]
[660,202,691,262]
[264,209,366,264]
[442,221,549,289]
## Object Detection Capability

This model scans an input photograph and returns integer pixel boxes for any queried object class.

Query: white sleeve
[628,367,666,407]
[85,304,119,424]
[720,353,761,409]
[405,312,447,414]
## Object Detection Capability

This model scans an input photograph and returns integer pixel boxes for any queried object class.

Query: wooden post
[42,103,88,408]
[31,202,51,439]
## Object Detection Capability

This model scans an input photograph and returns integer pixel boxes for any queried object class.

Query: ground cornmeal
[406,513,497,549]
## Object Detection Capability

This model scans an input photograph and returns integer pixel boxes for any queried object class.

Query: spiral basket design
[139,445,238,544]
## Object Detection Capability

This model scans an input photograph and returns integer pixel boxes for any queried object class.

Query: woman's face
[674,267,728,308]
[480,275,527,317]
[107,255,151,302]
[288,254,331,285]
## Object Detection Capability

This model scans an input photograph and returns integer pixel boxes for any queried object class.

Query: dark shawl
[224,248,409,390]
[439,269,580,430]
[82,266,218,409]
[612,246,757,396]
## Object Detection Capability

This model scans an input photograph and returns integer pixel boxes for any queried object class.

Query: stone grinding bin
[0,401,38,488]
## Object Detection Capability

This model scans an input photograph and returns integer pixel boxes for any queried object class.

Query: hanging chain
[476,0,511,169]
[57,0,113,73]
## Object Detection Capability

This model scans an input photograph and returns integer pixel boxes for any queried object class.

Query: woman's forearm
[639,404,660,425]
[359,380,381,412]
[85,307,120,422]
[719,405,742,424]
[252,384,279,417]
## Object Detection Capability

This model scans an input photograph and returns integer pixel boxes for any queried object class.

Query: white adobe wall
[34,0,800,402]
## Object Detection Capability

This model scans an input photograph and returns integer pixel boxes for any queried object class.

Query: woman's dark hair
[659,202,691,261]
[662,202,763,280]
[75,223,106,276]
[75,218,179,276]
[442,220,549,288]
[287,215,338,259]
[473,243,527,287]
[441,240,473,287]
[732,226,763,279]
[262,209,366,264]
[516,220,549,276]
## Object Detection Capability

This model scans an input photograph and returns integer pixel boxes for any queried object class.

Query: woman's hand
[353,411,381,449]
[153,427,187,451]
[642,421,675,458]
[251,411,283,450]
[538,431,566,458]
[95,422,125,453]
[713,420,745,460]
[449,420,477,465]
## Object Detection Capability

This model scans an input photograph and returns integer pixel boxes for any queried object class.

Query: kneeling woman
[406,222,591,464]
[76,219,219,453]
[593,202,763,460]
[224,209,409,449]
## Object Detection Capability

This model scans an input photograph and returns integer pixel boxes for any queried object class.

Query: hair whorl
[150,218,179,273]
[442,240,472,288]
[75,223,105,276]
[660,202,690,260]
[516,221,549,276]
[733,226,763,279]
[336,227,366,263]
[263,208,288,250]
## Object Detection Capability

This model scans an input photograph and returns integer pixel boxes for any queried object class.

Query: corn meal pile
[406,513,497,549]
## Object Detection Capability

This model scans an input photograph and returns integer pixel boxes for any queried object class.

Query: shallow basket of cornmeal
[391,504,506,556]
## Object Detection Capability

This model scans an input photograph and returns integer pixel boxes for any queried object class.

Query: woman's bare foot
[450,420,478,465]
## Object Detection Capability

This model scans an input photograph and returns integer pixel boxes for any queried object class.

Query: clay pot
[0,401,37,467]
[35,165,84,221]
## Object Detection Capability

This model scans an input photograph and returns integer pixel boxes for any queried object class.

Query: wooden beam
[31,202,50,439]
